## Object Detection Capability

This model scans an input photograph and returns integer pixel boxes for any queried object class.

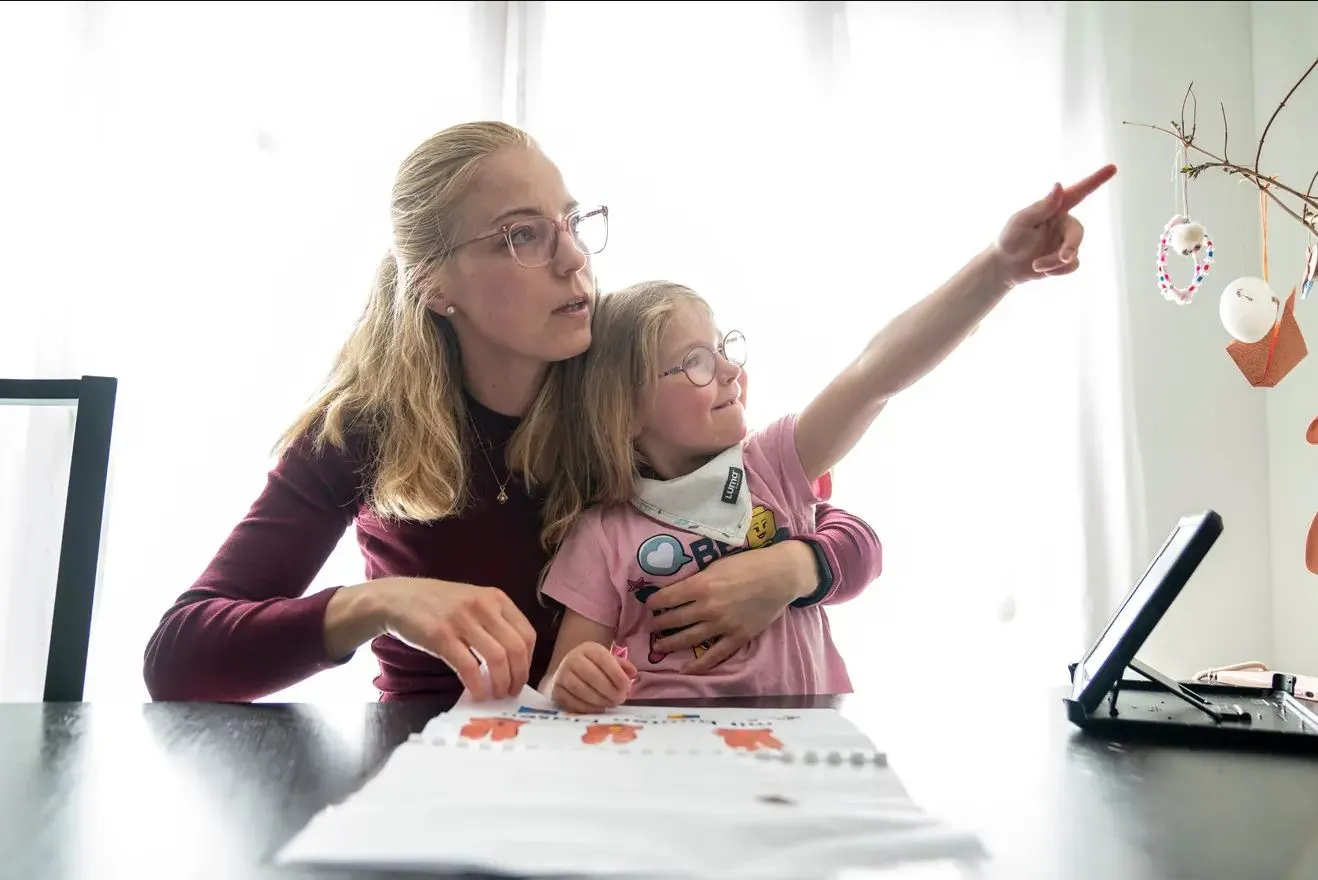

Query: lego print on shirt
[629,503,794,664]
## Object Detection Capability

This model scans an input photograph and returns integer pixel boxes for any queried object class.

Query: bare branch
[1183,158,1317,207]
[1220,102,1228,161]
[1306,170,1318,233]
[1254,56,1318,184]
[1179,82,1198,143]
[1123,56,1318,235]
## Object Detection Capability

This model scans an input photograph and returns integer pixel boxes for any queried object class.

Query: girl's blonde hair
[539,280,711,548]
[276,120,575,523]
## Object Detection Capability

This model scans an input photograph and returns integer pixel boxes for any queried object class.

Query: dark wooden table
[2,688,1316,880]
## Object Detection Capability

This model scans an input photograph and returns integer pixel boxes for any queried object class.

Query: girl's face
[634,300,748,479]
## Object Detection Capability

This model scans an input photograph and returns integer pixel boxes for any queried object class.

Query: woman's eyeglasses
[444,205,610,268]
[658,330,748,387]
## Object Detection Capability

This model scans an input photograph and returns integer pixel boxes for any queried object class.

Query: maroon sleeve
[142,435,367,702]
[800,502,883,607]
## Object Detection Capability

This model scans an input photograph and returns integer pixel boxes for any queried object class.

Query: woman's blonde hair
[276,120,575,523]
[538,280,711,548]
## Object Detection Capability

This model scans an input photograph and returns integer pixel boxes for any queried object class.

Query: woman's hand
[642,539,819,674]
[549,642,637,713]
[323,577,536,700]
[992,164,1117,284]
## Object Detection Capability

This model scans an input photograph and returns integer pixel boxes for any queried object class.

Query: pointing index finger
[1059,163,1117,213]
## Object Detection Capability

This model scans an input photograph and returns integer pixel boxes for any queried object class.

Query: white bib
[632,444,751,546]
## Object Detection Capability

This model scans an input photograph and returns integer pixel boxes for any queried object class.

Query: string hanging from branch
[1156,148,1215,305]
[1123,56,1318,236]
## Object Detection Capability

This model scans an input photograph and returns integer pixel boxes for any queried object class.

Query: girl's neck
[637,444,718,482]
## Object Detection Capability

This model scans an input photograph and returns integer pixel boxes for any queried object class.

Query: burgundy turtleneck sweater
[143,396,883,704]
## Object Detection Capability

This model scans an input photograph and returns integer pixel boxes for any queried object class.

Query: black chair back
[0,376,117,702]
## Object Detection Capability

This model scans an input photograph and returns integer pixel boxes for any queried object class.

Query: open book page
[277,736,984,878]
[277,685,984,877]
[431,686,882,757]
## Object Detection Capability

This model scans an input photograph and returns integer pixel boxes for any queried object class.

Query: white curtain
[529,0,1120,691]
[1056,0,1151,659]
[0,0,1132,702]
[0,0,506,702]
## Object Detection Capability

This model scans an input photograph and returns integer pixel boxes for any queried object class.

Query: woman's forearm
[323,582,388,661]
[142,430,367,702]
[144,587,355,702]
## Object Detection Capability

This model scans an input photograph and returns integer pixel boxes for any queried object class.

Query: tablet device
[1065,510,1318,754]
[1069,510,1224,715]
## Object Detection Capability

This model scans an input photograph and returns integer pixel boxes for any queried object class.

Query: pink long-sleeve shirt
[143,397,883,704]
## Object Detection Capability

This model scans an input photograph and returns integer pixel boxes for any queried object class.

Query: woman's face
[436,146,601,368]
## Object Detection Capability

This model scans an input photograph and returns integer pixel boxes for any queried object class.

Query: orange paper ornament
[1225,287,1307,387]
[1307,511,1318,575]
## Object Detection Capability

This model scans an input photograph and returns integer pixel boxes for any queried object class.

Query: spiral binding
[416,735,887,767]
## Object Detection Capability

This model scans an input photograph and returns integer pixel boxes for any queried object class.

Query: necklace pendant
[497,488,508,504]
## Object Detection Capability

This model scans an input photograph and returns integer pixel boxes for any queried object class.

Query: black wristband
[790,538,835,608]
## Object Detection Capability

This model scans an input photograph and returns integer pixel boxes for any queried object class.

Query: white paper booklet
[423,686,883,758]
[277,688,985,878]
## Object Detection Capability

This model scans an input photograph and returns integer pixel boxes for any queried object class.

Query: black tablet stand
[1119,659,1252,724]
[1071,659,1253,724]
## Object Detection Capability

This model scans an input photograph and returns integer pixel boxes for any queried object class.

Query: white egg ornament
[1169,221,1207,256]
[1219,276,1281,344]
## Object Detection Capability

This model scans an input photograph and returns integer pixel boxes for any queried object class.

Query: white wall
[1093,0,1275,677]
[1251,0,1318,673]
[1089,1,1317,678]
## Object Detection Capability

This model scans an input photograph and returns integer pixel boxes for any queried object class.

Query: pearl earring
[445,305,456,316]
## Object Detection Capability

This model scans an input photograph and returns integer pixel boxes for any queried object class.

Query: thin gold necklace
[467,414,511,504]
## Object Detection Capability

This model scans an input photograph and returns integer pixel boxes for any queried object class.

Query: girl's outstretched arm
[795,165,1116,483]
[795,246,1014,483]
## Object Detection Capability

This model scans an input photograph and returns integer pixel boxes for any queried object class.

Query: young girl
[538,168,1115,712]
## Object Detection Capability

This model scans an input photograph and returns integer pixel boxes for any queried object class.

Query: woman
[142,121,883,704]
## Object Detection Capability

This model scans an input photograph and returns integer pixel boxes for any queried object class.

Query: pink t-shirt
[541,414,854,700]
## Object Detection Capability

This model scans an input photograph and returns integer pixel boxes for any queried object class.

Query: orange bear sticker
[460,717,528,742]
[715,728,783,752]
[581,723,642,745]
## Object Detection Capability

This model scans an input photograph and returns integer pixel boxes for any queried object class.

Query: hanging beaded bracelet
[1157,214,1215,305]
